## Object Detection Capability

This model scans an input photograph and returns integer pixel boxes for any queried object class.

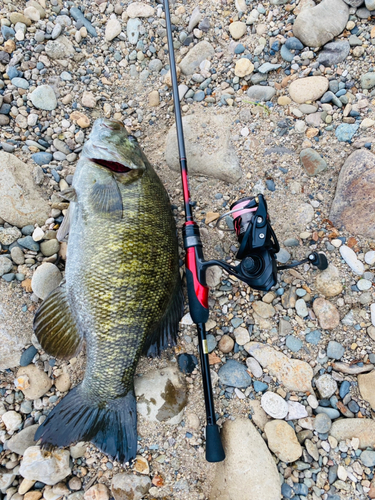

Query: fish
[33,118,183,463]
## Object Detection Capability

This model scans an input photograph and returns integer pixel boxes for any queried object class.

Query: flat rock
[330,150,375,239]
[105,19,122,41]
[111,473,151,500]
[264,420,302,463]
[358,371,375,410]
[0,280,34,370]
[293,0,349,48]
[134,365,187,424]
[252,301,275,318]
[0,152,50,227]
[329,419,375,448]
[315,264,343,297]
[6,425,39,455]
[229,21,247,39]
[244,342,313,392]
[19,446,71,485]
[210,418,281,500]
[289,76,329,103]
[312,298,340,329]
[16,364,53,400]
[317,41,350,66]
[166,112,241,183]
[0,226,22,245]
[84,484,109,500]
[179,41,215,75]
[30,85,57,111]
[300,148,327,176]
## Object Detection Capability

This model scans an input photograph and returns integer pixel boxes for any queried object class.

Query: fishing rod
[163,0,329,463]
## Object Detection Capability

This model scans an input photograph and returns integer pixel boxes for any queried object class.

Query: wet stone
[177,353,198,374]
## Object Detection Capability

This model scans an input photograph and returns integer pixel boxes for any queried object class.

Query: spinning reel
[193,194,328,292]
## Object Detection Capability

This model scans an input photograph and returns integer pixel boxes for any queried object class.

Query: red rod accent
[186,247,209,309]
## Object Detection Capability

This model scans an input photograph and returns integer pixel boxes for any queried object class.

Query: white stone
[365,251,375,265]
[307,394,319,409]
[357,279,372,291]
[315,374,338,399]
[246,357,263,378]
[1,410,22,432]
[286,401,308,420]
[126,2,154,18]
[340,245,364,275]
[261,392,288,419]
[371,304,375,327]
[180,312,193,325]
[32,227,45,242]
[31,262,63,300]
[234,327,250,345]
[19,446,71,485]
[105,19,122,41]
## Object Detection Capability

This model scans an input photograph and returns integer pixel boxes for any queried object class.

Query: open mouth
[90,158,131,173]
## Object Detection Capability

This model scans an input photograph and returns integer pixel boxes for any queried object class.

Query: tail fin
[35,385,137,463]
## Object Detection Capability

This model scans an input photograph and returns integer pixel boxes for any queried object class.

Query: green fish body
[34,119,183,462]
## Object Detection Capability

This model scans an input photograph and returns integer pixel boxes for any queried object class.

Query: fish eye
[128,135,137,142]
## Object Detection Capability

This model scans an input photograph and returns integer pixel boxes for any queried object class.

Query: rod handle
[205,424,225,463]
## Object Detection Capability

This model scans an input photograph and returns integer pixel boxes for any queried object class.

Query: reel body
[202,194,328,292]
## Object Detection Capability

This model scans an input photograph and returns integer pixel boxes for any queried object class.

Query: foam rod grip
[206,424,225,463]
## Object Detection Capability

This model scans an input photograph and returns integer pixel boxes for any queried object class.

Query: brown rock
[264,420,302,463]
[111,474,151,500]
[329,419,375,448]
[54,373,71,393]
[312,298,340,329]
[300,148,327,176]
[358,371,375,410]
[24,491,42,500]
[245,342,313,392]
[289,77,329,104]
[81,91,97,108]
[218,335,234,353]
[16,365,52,400]
[252,301,275,319]
[330,149,375,238]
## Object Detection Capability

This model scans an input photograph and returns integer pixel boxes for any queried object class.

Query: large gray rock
[330,149,375,239]
[0,280,34,370]
[179,41,215,75]
[317,41,350,66]
[210,418,281,500]
[293,0,349,48]
[247,85,276,101]
[0,152,50,227]
[45,35,74,59]
[6,425,39,455]
[19,446,71,485]
[166,113,241,183]
[31,262,62,300]
[135,365,187,424]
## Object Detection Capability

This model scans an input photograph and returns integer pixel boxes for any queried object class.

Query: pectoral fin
[91,178,123,219]
[59,187,78,202]
[34,285,82,359]
[57,206,71,242]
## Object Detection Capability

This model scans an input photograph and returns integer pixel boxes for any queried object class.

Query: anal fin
[143,279,184,358]
[33,285,82,359]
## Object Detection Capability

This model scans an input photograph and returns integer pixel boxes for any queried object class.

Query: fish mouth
[89,158,132,173]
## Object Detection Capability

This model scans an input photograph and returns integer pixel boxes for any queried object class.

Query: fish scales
[34,119,183,461]
[69,166,179,400]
